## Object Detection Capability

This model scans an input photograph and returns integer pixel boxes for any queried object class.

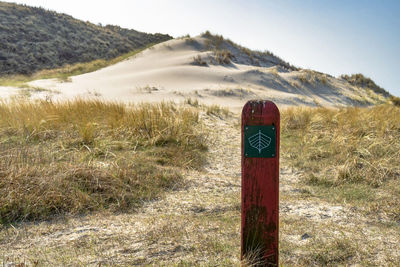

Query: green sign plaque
[244,125,276,158]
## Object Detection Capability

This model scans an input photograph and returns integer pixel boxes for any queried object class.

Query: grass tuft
[298,69,329,86]
[192,55,208,66]
[390,96,400,106]
[214,50,234,65]
[206,105,230,118]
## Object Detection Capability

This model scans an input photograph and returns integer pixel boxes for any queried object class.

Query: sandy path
[1,114,399,266]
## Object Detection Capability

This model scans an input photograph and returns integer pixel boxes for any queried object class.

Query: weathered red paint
[241,100,279,266]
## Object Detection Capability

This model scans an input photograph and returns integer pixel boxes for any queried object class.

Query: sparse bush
[202,30,212,38]
[214,49,234,64]
[390,96,400,106]
[192,55,208,66]
[298,70,329,86]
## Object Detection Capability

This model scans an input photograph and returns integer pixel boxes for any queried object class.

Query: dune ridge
[3,34,388,110]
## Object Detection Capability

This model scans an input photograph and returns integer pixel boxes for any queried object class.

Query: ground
[1,112,399,266]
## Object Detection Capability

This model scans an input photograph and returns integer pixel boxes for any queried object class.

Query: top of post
[242,100,280,124]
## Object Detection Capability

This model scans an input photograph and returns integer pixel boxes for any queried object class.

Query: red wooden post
[241,100,280,266]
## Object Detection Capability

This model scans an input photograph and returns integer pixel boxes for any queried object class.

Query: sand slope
[26,35,385,110]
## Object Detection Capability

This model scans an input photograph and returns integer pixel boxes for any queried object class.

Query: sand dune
[25,35,384,111]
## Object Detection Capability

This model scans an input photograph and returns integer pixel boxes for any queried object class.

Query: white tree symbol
[248,130,271,153]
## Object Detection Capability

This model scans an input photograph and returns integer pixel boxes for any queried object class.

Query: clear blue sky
[5,0,400,96]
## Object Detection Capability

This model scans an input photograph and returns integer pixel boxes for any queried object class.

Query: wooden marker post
[241,100,279,266]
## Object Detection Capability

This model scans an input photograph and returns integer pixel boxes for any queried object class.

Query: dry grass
[390,96,400,106]
[0,99,207,224]
[281,104,400,221]
[298,69,329,86]
[192,55,208,66]
[1,103,399,265]
[213,50,234,65]
[205,105,230,118]
[201,31,298,71]
[202,31,225,50]
[184,97,200,107]
[183,98,230,118]
[269,66,280,77]
[341,73,390,97]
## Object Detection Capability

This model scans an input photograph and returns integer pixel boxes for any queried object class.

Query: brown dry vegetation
[341,73,390,97]
[192,55,208,66]
[297,69,329,86]
[0,100,207,224]
[281,104,400,222]
[213,49,235,65]
[390,96,400,106]
[201,31,298,70]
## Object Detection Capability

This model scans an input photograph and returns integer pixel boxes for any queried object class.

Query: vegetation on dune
[390,95,400,106]
[214,49,235,65]
[341,73,390,97]
[192,55,208,66]
[201,30,299,70]
[0,100,207,224]
[297,69,329,86]
[0,2,171,76]
[198,31,392,101]
[281,104,400,222]
[0,45,152,87]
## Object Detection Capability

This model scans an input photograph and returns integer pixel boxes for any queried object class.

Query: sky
[4,0,400,96]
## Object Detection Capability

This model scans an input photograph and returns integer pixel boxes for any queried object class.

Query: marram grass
[0,99,207,224]
[281,104,400,221]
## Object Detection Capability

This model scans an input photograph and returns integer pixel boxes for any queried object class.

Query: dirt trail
[1,114,399,266]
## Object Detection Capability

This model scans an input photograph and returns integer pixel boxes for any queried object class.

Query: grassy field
[0,99,207,224]
[281,104,400,222]
[1,100,399,265]
[280,104,400,266]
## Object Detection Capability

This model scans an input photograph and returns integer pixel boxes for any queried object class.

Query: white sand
[0,86,21,99]
[26,36,381,111]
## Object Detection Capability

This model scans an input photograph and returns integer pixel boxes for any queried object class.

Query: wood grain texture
[241,100,280,266]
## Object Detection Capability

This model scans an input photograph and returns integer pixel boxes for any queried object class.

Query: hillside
[0,1,171,75]
[21,33,391,110]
